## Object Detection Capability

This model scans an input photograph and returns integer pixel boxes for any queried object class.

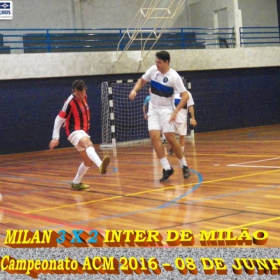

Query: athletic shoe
[159,167,174,182]
[182,166,191,179]
[71,182,90,190]
[168,149,173,155]
[99,155,110,174]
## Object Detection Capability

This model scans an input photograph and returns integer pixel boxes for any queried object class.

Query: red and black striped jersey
[58,94,90,136]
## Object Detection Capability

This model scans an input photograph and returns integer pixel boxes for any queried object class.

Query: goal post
[185,77,194,139]
[100,80,151,148]
[100,77,195,148]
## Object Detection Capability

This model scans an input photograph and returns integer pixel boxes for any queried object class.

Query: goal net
[101,80,151,147]
[100,78,194,148]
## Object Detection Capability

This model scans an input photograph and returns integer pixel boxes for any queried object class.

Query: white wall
[0,0,189,29]
[0,47,279,80]
[188,0,278,28]
[239,0,278,26]
[188,0,239,28]
[0,0,277,29]
[0,0,73,28]
[80,0,189,29]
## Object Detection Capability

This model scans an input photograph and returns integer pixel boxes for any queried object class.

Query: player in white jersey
[169,78,197,155]
[129,51,191,182]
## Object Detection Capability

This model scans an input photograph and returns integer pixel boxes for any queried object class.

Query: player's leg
[179,135,185,151]
[148,108,173,182]
[164,132,183,158]
[71,151,92,190]
[150,130,174,182]
[78,136,110,174]
[150,130,165,158]
[174,121,190,178]
[164,129,190,179]
[69,130,110,174]
[168,133,185,154]
[168,122,180,155]
[177,122,187,152]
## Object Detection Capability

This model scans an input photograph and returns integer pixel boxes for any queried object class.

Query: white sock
[73,162,89,184]
[178,157,187,168]
[160,157,171,170]
[86,146,102,167]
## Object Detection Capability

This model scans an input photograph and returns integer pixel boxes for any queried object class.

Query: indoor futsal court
[0,124,279,247]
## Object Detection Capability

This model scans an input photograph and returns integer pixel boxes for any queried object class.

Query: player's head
[72,80,87,101]
[155,51,170,73]
[156,51,170,63]
[72,80,87,91]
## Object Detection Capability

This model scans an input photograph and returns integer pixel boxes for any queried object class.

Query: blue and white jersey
[142,65,186,109]
[174,91,194,108]
[174,91,195,123]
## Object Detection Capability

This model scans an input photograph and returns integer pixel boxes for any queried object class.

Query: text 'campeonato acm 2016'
[0,228,274,278]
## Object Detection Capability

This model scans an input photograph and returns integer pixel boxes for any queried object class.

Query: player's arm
[178,91,189,110]
[143,105,147,117]
[143,105,148,120]
[188,105,197,127]
[49,115,65,150]
[129,78,147,100]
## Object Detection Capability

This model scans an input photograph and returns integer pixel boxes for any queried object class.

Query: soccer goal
[101,80,151,148]
[100,78,195,148]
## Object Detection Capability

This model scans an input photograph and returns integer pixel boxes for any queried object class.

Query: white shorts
[174,122,187,136]
[147,107,175,133]
[68,130,90,151]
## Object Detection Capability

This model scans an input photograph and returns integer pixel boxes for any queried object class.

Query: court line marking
[24,169,203,214]
[183,184,280,206]
[3,177,280,245]
[265,195,280,199]
[227,157,280,169]
[0,207,106,239]
[228,165,280,168]
[47,169,203,225]
[0,170,202,237]
[228,157,280,165]
[193,216,280,239]
[74,184,280,225]
[10,184,280,233]
[24,168,280,214]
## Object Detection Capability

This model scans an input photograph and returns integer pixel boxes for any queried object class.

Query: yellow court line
[121,152,280,158]
[24,196,122,214]
[193,216,280,239]
[197,140,280,143]
[195,153,280,158]
[24,168,280,214]
[131,168,280,196]
[264,195,280,199]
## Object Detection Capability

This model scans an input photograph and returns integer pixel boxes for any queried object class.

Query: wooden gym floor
[0,124,279,247]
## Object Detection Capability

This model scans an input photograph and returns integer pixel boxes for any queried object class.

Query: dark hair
[156,50,170,63]
[72,80,87,91]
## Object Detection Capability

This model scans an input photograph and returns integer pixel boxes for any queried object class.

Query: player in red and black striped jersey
[49,80,110,190]
[58,89,90,137]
